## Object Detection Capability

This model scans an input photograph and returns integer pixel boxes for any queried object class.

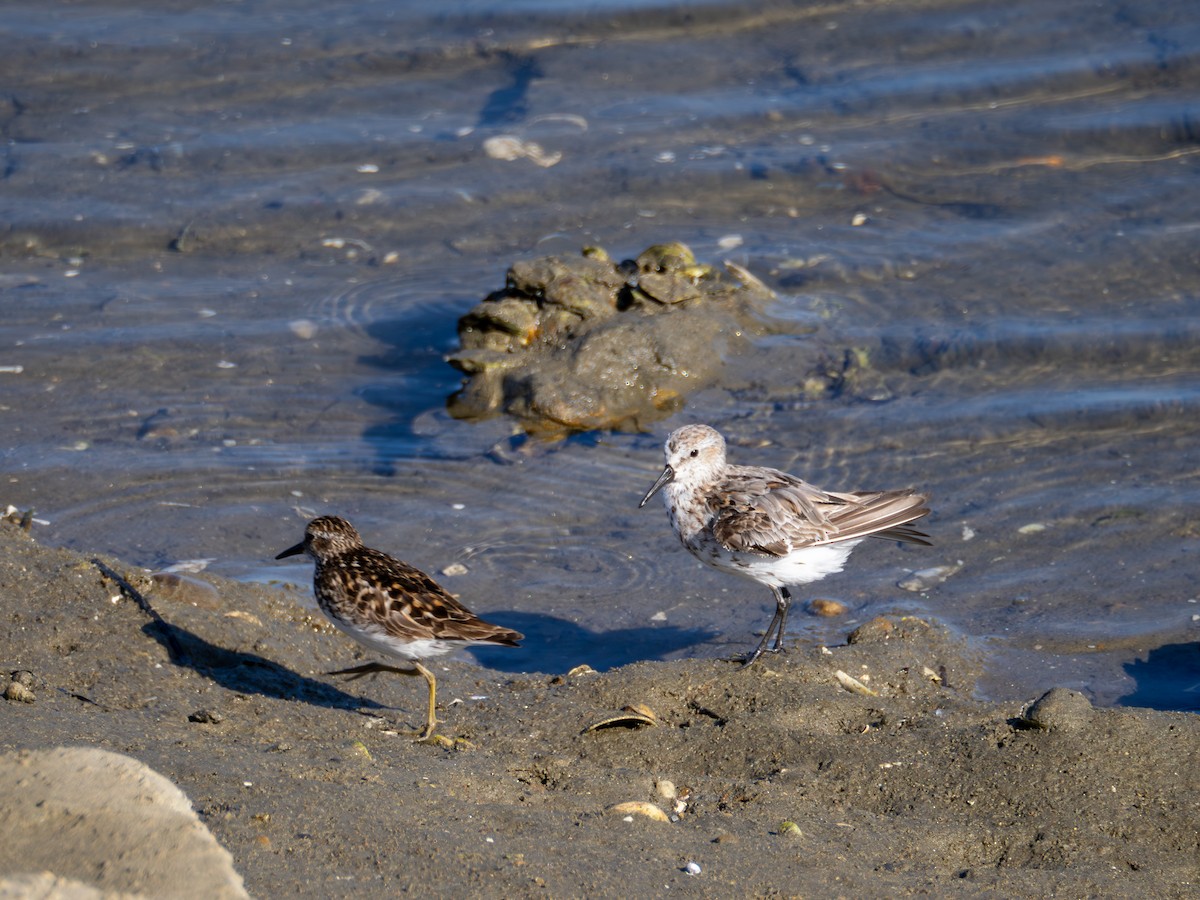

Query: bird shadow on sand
[462,611,719,674]
[1118,641,1200,712]
[140,619,389,712]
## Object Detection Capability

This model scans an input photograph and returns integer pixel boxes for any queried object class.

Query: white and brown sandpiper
[640,424,930,666]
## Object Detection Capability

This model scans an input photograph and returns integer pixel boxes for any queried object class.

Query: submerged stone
[446,243,773,437]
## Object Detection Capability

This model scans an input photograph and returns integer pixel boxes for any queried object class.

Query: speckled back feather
[316,545,522,646]
[285,515,522,648]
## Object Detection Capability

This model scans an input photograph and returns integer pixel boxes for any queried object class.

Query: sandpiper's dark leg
[741,586,790,668]
[772,587,792,652]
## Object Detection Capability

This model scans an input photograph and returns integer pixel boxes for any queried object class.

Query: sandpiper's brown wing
[709,468,929,556]
[708,467,840,556]
[821,489,931,546]
[326,548,523,646]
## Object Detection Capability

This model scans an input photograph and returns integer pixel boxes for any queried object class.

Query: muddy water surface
[3,0,1199,708]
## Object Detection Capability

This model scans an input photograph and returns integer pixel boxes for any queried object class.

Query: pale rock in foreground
[0,747,248,900]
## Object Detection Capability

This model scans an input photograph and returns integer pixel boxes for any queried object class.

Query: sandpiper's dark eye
[689,449,699,457]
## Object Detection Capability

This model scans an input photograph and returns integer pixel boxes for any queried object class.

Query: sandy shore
[0,519,1196,897]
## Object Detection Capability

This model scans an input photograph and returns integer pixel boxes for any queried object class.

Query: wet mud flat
[1,521,1196,897]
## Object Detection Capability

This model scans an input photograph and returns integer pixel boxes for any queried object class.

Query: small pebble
[1023,687,1093,732]
[188,708,225,724]
[684,861,701,876]
[288,319,317,340]
[809,598,848,617]
[4,681,35,703]
[847,617,894,644]
[440,562,468,577]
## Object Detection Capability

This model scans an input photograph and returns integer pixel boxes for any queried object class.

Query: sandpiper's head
[639,423,727,507]
[275,515,363,562]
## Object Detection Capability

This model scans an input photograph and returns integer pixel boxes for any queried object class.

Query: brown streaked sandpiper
[276,515,522,741]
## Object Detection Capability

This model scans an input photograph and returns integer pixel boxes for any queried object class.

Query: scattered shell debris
[607,801,670,823]
[897,563,961,592]
[2,506,38,530]
[223,610,263,627]
[684,861,702,876]
[161,559,213,574]
[834,669,878,696]
[583,704,657,733]
[320,237,374,254]
[1018,522,1047,534]
[566,664,596,678]
[288,319,318,340]
[5,671,35,704]
[655,779,691,817]
[528,112,589,131]
[778,821,803,838]
[440,562,468,577]
[482,135,562,168]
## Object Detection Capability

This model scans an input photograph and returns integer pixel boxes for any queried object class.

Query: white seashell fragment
[835,669,878,696]
[897,563,961,592]
[482,135,561,167]
[289,319,317,340]
[608,801,669,822]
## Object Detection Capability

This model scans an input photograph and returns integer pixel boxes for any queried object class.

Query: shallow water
[3,0,1199,709]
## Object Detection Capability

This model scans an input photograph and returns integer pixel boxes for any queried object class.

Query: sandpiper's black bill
[275,542,305,560]
[638,464,675,508]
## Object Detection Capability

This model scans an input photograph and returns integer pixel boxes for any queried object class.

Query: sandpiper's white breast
[685,528,862,588]
[333,618,464,663]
